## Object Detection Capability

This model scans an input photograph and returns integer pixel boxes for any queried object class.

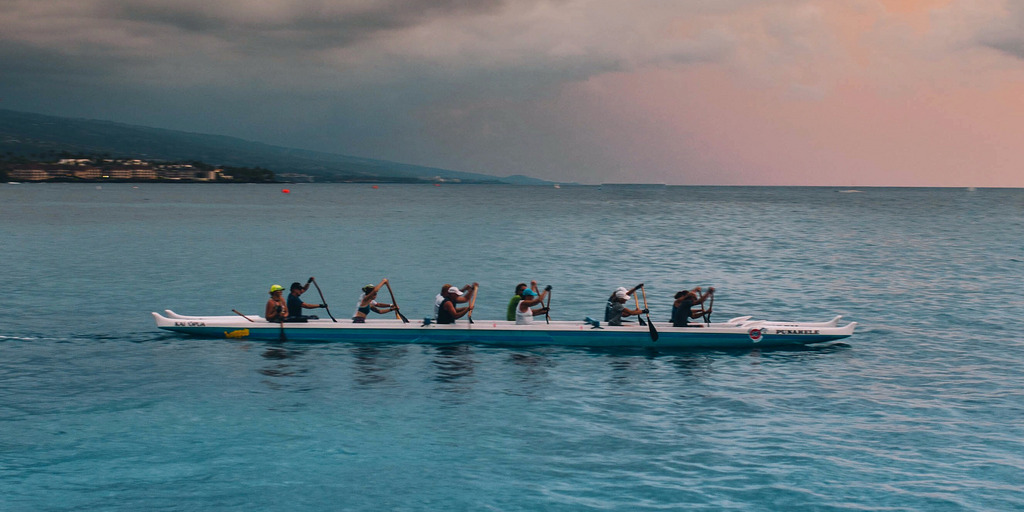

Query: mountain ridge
[0,108,554,185]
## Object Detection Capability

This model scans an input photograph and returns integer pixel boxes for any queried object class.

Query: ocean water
[1,183,1022,511]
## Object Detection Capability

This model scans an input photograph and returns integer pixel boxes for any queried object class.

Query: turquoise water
[1,183,1022,510]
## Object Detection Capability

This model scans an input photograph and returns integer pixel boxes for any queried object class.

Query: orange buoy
[372,185,379,189]
[282,189,290,194]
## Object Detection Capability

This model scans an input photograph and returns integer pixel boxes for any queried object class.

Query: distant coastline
[1,156,278,183]
[0,155,511,185]
[1,155,529,186]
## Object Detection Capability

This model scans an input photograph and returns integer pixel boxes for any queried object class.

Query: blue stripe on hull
[160,325,846,349]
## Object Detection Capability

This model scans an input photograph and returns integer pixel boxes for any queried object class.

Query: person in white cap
[265,284,288,322]
[434,282,476,321]
[437,285,475,324]
[604,284,646,326]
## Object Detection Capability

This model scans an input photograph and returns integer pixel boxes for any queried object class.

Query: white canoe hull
[153,311,856,349]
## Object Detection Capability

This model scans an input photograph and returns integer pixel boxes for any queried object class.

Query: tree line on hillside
[1,152,277,183]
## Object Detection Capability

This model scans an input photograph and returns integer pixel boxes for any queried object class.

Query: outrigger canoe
[153,310,856,349]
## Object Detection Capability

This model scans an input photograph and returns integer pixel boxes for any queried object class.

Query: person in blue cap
[515,281,550,325]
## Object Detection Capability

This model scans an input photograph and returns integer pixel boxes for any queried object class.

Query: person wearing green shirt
[506,282,528,321]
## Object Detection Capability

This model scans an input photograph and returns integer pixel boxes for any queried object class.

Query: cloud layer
[3,0,1023,185]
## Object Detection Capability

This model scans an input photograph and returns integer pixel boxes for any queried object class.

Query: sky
[2,0,1024,186]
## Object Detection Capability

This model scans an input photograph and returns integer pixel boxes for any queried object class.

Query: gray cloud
[0,0,877,183]
[4,0,732,81]
[984,36,1024,59]
[97,0,512,52]
[977,11,1024,59]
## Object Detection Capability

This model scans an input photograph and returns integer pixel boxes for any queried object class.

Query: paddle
[639,285,658,342]
[309,277,337,322]
[633,294,647,326]
[467,284,479,324]
[232,309,255,322]
[703,289,714,325]
[384,281,410,323]
[276,306,287,342]
[544,285,551,324]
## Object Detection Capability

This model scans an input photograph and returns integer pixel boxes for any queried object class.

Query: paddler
[265,284,288,322]
[506,282,528,321]
[434,282,476,321]
[352,279,398,323]
[436,285,474,324]
[604,284,646,326]
[286,278,327,322]
[515,283,551,325]
[671,287,713,327]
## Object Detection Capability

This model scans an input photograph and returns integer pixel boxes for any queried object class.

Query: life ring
[748,328,763,342]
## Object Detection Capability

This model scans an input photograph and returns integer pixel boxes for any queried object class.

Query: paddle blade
[638,286,657,341]
[397,310,410,323]
[648,316,659,342]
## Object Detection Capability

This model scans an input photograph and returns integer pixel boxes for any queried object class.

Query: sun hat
[522,289,538,297]
[362,284,376,293]
[269,284,285,293]
[614,288,630,300]
[447,286,464,296]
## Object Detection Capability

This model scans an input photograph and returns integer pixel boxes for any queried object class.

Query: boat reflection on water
[431,345,478,399]
[432,345,476,383]
[351,345,409,386]
[261,345,292,360]
[258,344,306,380]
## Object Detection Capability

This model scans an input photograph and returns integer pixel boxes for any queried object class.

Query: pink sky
[550,0,1024,186]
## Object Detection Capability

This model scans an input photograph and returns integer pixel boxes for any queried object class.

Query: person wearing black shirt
[285,278,326,322]
[672,287,714,327]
